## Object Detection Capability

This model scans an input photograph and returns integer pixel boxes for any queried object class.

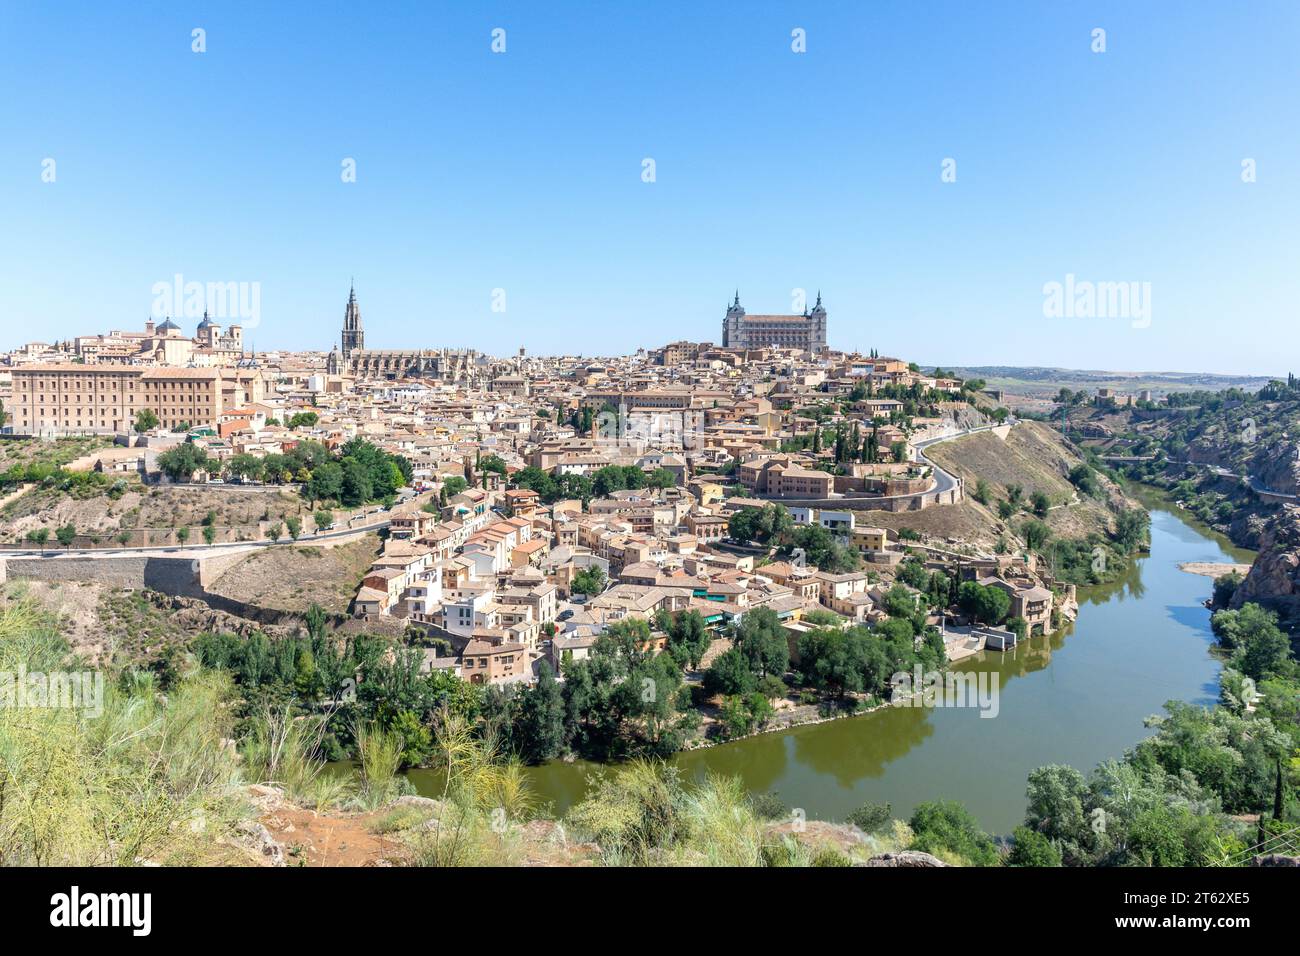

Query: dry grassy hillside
[1,482,308,542]
[0,436,114,471]
[923,421,1136,548]
[206,535,382,614]
[859,501,998,550]
[4,579,302,666]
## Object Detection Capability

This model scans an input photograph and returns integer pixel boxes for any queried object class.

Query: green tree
[1007,826,1062,867]
[516,661,567,763]
[957,581,1011,625]
[1212,570,1242,608]
[340,458,374,506]
[55,523,77,548]
[909,800,999,866]
[645,467,677,489]
[658,609,711,670]
[1020,519,1052,552]
[307,461,344,503]
[796,627,891,699]
[1023,764,1088,861]
[287,411,319,428]
[1112,508,1150,554]
[1212,603,1295,681]
[134,408,159,433]
[224,453,265,482]
[571,565,607,597]
[733,606,789,679]
[1067,464,1100,498]
[728,504,794,546]
[156,443,209,482]
[1031,492,1051,517]
[512,465,559,502]
[702,647,756,697]
[786,522,858,573]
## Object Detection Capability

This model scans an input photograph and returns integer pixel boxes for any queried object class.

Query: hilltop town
[1,293,1292,875]
[0,288,1149,727]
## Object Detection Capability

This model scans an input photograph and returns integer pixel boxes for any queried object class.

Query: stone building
[721,291,828,354]
[9,364,227,434]
[326,284,482,381]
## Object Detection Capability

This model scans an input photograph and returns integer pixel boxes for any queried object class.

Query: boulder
[233,820,285,866]
[859,850,948,867]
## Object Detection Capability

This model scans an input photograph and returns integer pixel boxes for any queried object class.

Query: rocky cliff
[1232,504,1300,627]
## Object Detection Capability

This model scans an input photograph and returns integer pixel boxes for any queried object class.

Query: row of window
[462,656,513,668]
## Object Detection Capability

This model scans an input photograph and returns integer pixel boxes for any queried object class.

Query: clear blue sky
[2,1,1297,375]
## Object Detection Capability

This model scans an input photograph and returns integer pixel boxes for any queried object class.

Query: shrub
[908,800,999,866]
[846,801,892,833]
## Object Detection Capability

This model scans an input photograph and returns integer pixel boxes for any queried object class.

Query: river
[405,506,1252,835]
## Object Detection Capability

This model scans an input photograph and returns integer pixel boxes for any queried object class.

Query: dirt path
[258,804,406,866]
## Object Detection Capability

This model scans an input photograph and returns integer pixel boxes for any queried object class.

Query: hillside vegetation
[1090,383,1300,547]
[1,483,310,546]
[925,421,1141,563]
[0,436,115,473]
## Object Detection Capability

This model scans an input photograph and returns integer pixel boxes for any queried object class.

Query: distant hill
[930,366,1278,400]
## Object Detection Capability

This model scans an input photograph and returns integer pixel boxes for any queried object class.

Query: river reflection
[403,508,1247,835]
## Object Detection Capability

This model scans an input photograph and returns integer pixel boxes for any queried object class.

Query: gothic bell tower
[341,281,364,358]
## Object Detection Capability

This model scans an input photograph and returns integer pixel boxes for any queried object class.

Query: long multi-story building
[721,291,828,354]
[8,365,234,435]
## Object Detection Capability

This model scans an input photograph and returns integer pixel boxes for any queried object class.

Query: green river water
[402,506,1252,835]
[392,509,1248,837]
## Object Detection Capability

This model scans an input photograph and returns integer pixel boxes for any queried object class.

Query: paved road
[1067,449,1298,501]
[912,422,1012,497]
[1185,463,1294,502]
[0,517,393,559]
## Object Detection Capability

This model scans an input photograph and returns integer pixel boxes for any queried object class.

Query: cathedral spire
[342,281,364,359]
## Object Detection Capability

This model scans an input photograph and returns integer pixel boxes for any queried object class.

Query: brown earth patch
[206,535,382,615]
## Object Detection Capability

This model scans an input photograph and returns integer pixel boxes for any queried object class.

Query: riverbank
[1126,481,1258,563]
[1179,561,1251,579]
[462,506,1236,834]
